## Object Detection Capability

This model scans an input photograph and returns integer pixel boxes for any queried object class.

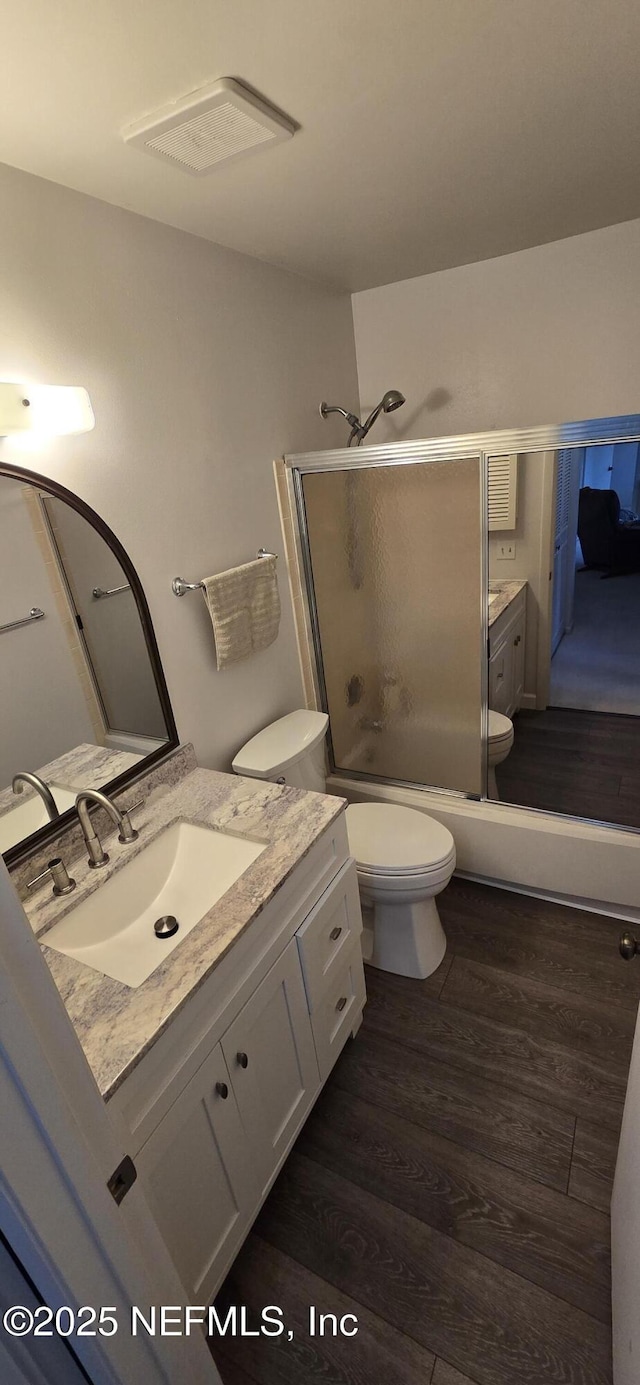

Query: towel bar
[172,549,277,597]
[92,582,131,600]
[0,607,45,635]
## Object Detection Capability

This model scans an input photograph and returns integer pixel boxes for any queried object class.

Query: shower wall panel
[301,457,482,795]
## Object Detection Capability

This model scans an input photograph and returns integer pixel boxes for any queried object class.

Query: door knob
[619,932,639,960]
[237,1052,249,1068]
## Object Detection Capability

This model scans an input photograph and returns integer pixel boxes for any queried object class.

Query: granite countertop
[24,768,344,1101]
[488,579,527,627]
[0,742,142,821]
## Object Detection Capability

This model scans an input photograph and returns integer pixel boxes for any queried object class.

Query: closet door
[551,450,572,655]
[612,1005,640,1384]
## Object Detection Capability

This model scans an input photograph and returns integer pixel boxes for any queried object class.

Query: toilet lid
[345,802,455,876]
[232,709,329,778]
[488,710,513,742]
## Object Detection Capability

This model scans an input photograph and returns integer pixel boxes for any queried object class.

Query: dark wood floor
[496,706,640,828]
[210,878,640,1385]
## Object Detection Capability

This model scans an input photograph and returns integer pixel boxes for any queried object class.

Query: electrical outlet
[498,542,516,560]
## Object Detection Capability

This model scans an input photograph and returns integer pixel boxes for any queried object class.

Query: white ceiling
[2,0,640,291]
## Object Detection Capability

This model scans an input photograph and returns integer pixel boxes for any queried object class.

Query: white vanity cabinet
[111,814,365,1303]
[489,588,526,718]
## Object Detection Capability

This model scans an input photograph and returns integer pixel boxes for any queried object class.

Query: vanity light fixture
[0,382,95,435]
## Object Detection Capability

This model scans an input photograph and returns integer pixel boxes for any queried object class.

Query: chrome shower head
[381,389,405,413]
[319,388,406,445]
[357,388,406,443]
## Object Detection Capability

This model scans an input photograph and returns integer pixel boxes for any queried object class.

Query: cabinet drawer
[311,943,367,1081]
[296,859,362,1011]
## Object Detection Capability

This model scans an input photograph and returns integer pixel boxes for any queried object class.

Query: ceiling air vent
[123,78,295,176]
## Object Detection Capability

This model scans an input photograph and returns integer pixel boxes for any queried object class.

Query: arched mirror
[0,463,177,862]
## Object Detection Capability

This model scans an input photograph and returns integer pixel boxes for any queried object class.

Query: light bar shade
[0,382,95,435]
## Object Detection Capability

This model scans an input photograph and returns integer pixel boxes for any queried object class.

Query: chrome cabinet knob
[335,996,347,1013]
[215,1081,229,1099]
[620,932,639,960]
[330,926,342,941]
[237,1052,249,1069]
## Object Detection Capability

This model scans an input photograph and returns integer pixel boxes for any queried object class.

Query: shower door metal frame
[284,413,640,824]
[286,441,490,802]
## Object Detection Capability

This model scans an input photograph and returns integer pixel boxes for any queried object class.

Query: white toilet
[232,709,456,980]
[488,710,515,799]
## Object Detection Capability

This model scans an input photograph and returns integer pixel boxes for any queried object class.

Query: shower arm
[320,401,364,446]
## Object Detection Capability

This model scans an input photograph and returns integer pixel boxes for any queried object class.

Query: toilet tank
[232,710,329,793]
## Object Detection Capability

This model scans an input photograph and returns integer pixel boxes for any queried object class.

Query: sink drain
[154,915,179,939]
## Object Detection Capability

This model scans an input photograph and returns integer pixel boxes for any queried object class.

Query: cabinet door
[511,619,525,712]
[136,1042,258,1304]
[489,634,513,716]
[222,939,320,1194]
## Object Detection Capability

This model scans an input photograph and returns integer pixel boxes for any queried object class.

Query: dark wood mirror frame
[1,461,179,867]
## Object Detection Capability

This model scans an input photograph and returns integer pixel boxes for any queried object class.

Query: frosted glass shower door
[301,456,483,795]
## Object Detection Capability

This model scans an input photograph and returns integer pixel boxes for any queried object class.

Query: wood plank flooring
[496,706,640,828]
[211,878,639,1385]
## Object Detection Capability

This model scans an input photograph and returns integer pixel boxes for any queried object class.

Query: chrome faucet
[12,772,60,822]
[75,790,140,868]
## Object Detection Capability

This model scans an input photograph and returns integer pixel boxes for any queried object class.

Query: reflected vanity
[0,462,177,861]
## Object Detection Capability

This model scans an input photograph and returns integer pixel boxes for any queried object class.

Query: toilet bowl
[345,802,454,978]
[487,710,515,799]
[232,709,456,980]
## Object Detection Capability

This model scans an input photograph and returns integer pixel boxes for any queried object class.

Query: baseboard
[519,693,537,710]
[455,869,640,926]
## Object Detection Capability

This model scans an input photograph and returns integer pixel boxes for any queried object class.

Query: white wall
[0,162,359,769]
[352,218,640,438]
[489,453,554,705]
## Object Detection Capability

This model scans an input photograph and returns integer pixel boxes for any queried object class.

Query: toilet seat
[487,710,515,767]
[356,853,456,895]
[488,710,513,744]
[345,802,456,877]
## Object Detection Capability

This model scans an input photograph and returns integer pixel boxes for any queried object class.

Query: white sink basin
[0,784,79,854]
[43,820,266,989]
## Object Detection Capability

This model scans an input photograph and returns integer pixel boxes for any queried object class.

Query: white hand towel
[202,556,280,670]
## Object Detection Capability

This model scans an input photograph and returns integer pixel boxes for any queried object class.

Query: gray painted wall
[0,161,359,769]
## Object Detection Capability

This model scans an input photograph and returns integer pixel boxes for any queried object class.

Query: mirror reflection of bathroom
[0,477,170,854]
[488,422,640,826]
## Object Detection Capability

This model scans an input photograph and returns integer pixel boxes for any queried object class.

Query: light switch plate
[498,542,516,560]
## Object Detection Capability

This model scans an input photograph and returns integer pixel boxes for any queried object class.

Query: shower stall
[285,440,489,802]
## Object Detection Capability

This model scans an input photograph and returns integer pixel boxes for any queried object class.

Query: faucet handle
[27,857,76,897]
[118,799,143,845]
